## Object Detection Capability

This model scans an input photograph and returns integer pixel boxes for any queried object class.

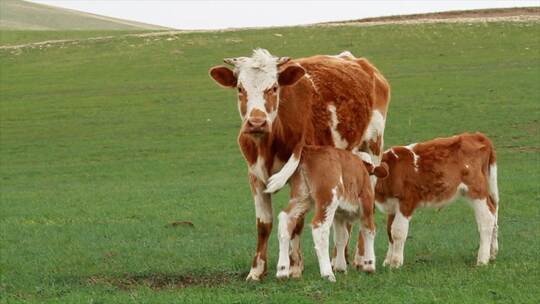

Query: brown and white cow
[209,49,390,281]
[371,133,499,268]
[273,146,388,281]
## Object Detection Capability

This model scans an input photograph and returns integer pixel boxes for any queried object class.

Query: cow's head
[209,49,305,137]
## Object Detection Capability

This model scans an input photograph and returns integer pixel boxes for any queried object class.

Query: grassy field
[1,21,539,303]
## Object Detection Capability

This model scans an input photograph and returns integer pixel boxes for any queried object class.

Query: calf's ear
[209,66,237,88]
[278,65,305,86]
[374,162,389,179]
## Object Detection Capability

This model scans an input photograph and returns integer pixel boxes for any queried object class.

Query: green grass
[1,21,539,303]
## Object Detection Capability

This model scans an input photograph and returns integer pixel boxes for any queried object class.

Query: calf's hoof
[322,273,336,282]
[289,265,303,278]
[362,260,376,273]
[333,265,347,273]
[276,266,290,280]
[476,259,490,266]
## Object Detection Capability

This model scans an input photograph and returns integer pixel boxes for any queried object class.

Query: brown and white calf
[209,49,390,281]
[371,133,499,268]
[272,146,388,281]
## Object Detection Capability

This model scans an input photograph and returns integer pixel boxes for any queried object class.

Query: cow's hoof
[246,269,264,282]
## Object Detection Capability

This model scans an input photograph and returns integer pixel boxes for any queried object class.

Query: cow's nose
[247,117,267,128]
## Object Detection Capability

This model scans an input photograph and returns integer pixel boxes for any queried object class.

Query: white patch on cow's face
[328,104,348,149]
[234,49,281,126]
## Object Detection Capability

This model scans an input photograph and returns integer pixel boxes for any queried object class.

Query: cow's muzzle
[243,117,270,136]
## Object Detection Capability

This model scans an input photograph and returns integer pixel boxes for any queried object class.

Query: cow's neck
[240,113,303,181]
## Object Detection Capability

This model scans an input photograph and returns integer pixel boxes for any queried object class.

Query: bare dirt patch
[86,271,243,290]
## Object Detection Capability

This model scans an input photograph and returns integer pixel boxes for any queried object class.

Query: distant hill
[0,0,171,30]
[323,7,540,25]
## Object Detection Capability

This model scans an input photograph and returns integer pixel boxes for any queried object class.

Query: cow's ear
[374,162,389,179]
[278,65,305,86]
[209,66,237,88]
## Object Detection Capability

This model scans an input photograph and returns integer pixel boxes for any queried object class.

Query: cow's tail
[488,149,499,208]
[486,137,499,258]
[264,146,302,194]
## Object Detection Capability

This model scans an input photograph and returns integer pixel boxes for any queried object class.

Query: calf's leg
[360,193,377,273]
[312,197,339,282]
[388,209,410,268]
[471,198,496,265]
[331,218,349,272]
[383,213,396,267]
[288,216,305,278]
[276,200,310,279]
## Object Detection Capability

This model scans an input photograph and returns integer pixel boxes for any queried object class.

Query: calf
[373,133,499,268]
[273,145,388,281]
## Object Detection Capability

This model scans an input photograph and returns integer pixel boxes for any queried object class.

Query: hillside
[0,0,170,30]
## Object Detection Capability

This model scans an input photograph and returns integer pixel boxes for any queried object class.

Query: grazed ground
[0,16,539,304]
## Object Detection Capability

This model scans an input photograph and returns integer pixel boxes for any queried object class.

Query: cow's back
[288,55,389,152]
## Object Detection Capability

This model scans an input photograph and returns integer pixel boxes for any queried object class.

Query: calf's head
[209,49,305,137]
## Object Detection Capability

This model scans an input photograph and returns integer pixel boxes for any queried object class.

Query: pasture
[1,21,539,303]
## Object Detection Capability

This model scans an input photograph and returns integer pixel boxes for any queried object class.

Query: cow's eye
[272,86,278,93]
[238,87,242,93]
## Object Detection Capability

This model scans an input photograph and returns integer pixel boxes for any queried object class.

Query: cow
[209,49,390,281]
[272,145,389,281]
[370,132,499,268]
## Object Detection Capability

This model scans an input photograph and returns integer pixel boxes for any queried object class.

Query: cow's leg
[312,196,339,282]
[488,163,500,260]
[276,210,292,279]
[471,198,496,265]
[331,218,349,272]
[359,192,376,273]
[490,203,499,261]
[352,227,365,270]
[383,213,396,267]
[288,215,305,278]
[389,209,410,268]
[246,176,273,281]
[276,204,309,279]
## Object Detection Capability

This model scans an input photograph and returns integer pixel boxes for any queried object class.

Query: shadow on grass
[77,271,246,290]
